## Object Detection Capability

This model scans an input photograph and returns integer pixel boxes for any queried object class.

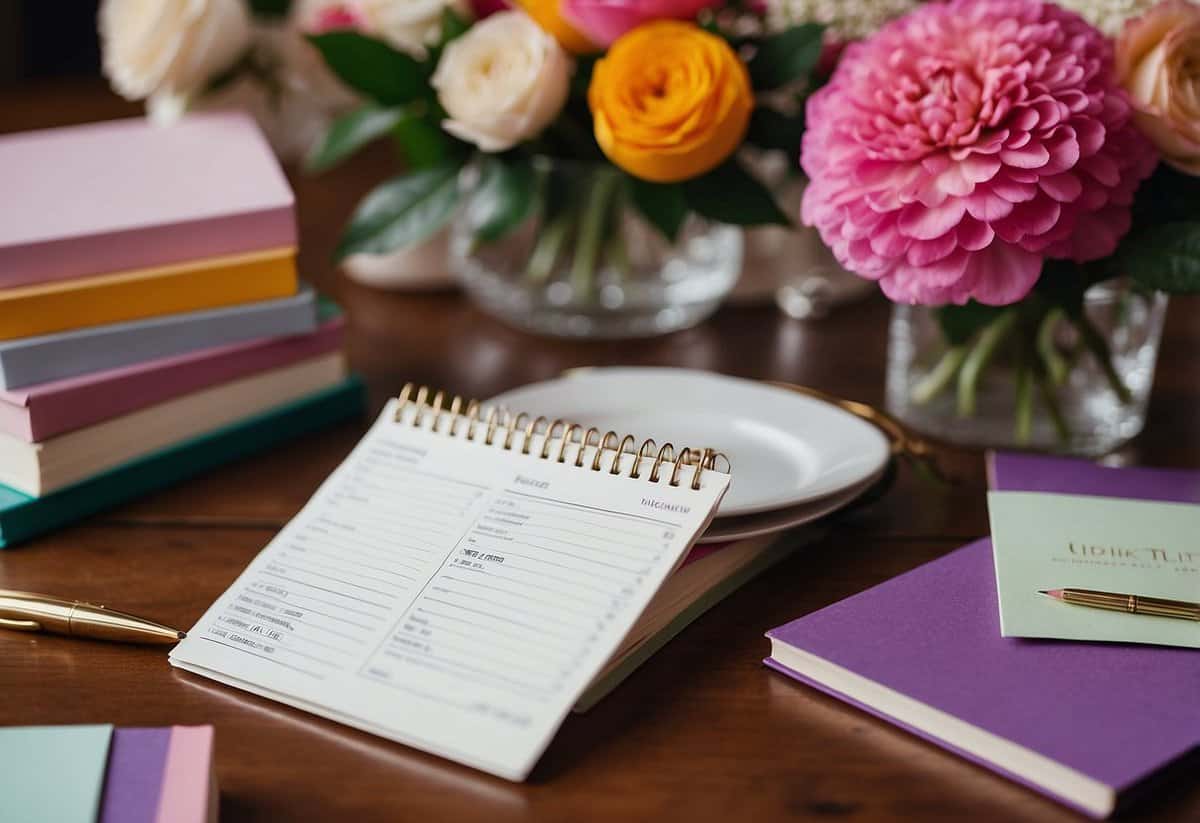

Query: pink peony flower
[562,0,719,47]
[800,0,1159,306]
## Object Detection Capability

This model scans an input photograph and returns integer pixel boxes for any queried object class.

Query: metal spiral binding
[393,383,728,490]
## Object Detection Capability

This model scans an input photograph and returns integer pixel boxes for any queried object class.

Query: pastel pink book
[0,112,295,289]
[154,726,218,823]
[0,315,343,442]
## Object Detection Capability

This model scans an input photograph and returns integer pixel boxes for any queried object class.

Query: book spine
[0,251,298,340]
[19,319,344,442]
[0,250,298,340]
[0,378,366,548]
[0,290,318,391]
[0,204,297,290]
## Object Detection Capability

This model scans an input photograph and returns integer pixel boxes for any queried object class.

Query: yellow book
[0,247,298,340]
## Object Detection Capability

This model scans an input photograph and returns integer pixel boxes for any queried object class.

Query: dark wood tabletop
[2,81,1198,823]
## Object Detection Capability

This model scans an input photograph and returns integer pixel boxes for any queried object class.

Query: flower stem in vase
[607,225,631,284]
[1013,355,1034,445]
[911,345,968,405]
[570,169,621,303]
[1033,360,1071,445]
[1036,307,1069,386]
[1073,311,1133,403]
[526,210,573,283]
[957,309,1018,418]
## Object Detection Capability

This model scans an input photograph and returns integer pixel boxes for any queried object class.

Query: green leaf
[305,106,403,173]
[427,7,471,64]
[336,163,462,260]
[466,157,538,244]
[1120,221,1200,293]
[247,0,291,18]
[439,7,471,44]
[307,32,429,105]
[682,160,791,227]
[627,177,688,242]
[935,302,1007,346]
[746,105,806,153]
[748,23,826,89]
[1129,163,1200,228]
[394,112,453,168]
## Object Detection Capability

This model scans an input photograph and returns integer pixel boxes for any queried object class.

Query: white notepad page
[170,399,729,780]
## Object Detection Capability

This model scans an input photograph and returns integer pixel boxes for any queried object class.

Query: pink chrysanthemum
[800,0,1159,306]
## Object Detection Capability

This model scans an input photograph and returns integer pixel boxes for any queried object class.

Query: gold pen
[0,589,185,645]
[1039,588,1200,622]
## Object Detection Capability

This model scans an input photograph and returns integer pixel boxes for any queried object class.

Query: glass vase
[735,150,875,316]
[450,161,742,339]
[885,280,1168,456]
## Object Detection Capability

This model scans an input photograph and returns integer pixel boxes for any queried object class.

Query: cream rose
[431,11,572,153]
[99,0,252,117]
[1116,0,1200,175]
[355,0,473,58]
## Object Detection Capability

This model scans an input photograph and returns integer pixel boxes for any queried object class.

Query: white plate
[698,468,883,543]
[491,368,890,518]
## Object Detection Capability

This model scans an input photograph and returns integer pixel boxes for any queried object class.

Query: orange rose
[587,20,752,183]
[1116,0,1200,175]
[512,0,599,54]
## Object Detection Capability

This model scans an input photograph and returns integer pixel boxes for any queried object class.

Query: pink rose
[470,0,510,15]
[562,0,719,47]
[1116,0,1200,176]
[306,3,368,33]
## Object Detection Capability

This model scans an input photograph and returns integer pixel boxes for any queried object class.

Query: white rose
[431,11,572,153]
[99,0,253,116]
[355,0,473,58]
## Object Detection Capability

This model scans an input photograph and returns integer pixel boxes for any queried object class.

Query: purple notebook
[986,450,1200,502]
[766,455,1200,818]
[99,728,172,823]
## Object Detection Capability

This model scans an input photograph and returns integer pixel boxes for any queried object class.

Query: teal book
[0,725,114,823]
[0,377,365,548]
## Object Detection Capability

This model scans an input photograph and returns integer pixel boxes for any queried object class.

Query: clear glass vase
[885,281,1168,456]
[735,150,875,316]
[450,161,742,339]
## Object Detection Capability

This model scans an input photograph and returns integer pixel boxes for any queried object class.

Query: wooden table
[2,81,1198,822]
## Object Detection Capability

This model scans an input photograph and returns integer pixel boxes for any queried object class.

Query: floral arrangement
[287,0,839,287]
[800,0,1200,443]
[99,1,359,160]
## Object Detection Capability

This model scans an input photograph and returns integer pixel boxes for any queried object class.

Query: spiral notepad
[171,385,731,780]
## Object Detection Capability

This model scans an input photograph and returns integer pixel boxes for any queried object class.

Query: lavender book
[765,454,1200,818]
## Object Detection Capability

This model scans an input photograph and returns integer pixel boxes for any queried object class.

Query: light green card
[0,724,114,823]
[988,491,1200,648]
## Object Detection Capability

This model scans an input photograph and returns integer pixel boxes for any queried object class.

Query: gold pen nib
[68,603,187,645]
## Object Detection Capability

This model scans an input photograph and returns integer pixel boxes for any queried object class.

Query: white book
[171,387,730,780]
[0,353,346,496]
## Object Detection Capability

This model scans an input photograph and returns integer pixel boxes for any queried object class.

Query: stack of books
[0,724,217,823]
[0,113,364,548]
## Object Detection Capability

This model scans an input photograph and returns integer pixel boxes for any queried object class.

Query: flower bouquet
[799,0,1200,454]
[294,0,829,336]
[99,0,368,161]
